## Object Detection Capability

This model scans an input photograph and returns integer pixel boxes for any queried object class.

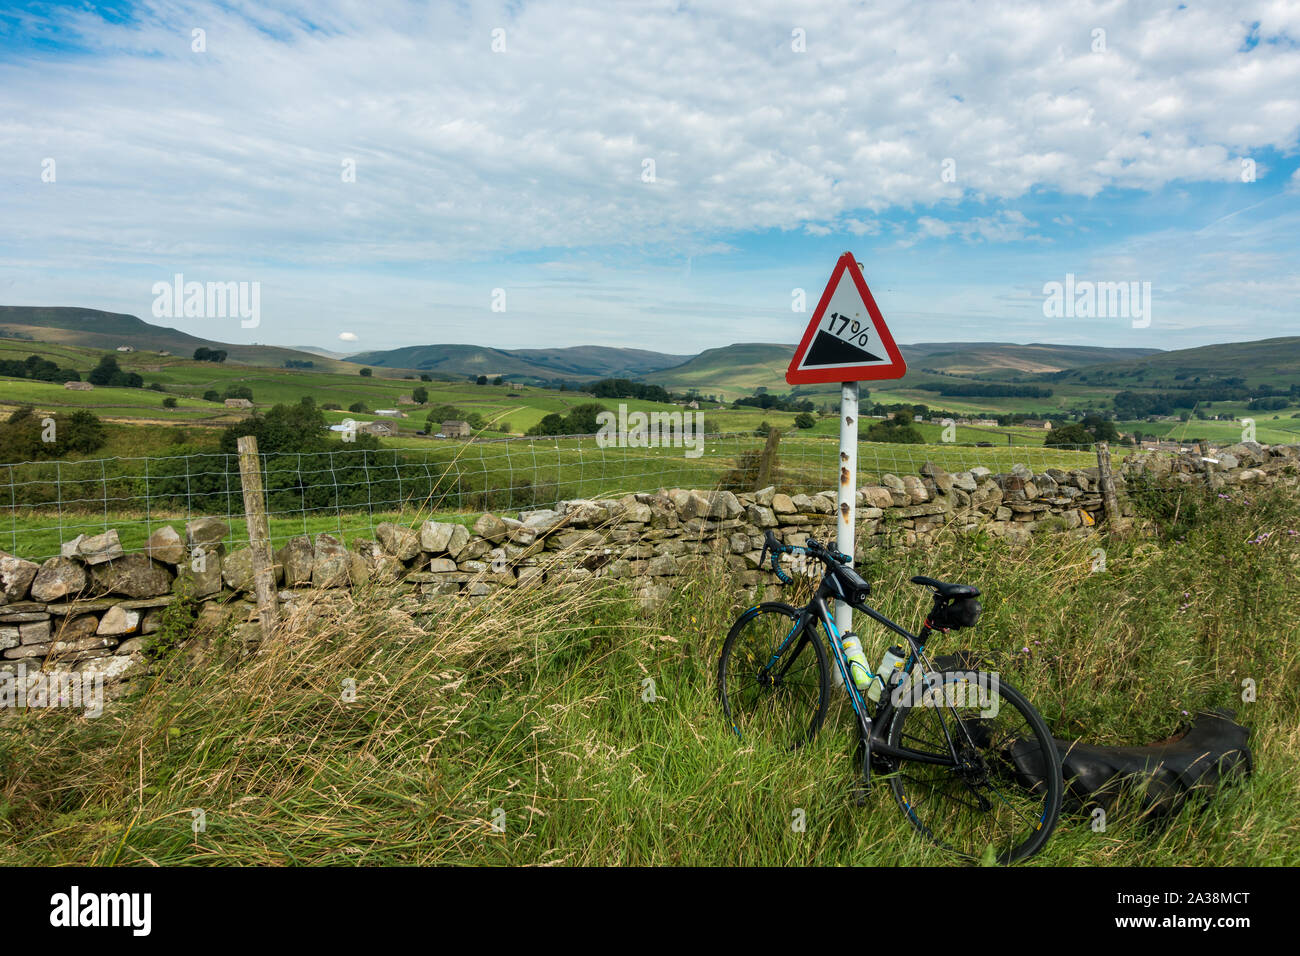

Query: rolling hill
[343,344,692,381]
[643,341,1171,400]
[1047,337,1300,389]
[0,306,358,373]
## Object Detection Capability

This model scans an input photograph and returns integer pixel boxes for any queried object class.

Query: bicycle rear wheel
[718,603,829,750]
[886,669,1062,864]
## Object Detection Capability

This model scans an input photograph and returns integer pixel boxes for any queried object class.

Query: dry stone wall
[3,442,1298,691]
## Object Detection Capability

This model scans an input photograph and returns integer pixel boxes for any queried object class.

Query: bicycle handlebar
[761,530,851,584]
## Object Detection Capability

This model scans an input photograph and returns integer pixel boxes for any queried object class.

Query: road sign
[786,252,906,385]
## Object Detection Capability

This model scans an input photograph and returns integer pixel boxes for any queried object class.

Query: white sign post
[835,381,859,640]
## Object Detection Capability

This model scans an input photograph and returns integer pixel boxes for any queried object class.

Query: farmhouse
[1022,419,1053,429]
[64,381,93,390]
[224,398,254,409]
[396,395,418,405]
[374,408,406,418]
[116,345,135,352]
[442,420,471,438]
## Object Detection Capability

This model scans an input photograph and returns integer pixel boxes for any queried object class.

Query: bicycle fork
[813,599,876,799]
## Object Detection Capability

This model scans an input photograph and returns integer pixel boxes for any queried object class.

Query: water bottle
[840,632,873,692]
[868,645,907,704]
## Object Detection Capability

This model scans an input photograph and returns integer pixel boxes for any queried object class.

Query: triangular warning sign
[786,253,906,384]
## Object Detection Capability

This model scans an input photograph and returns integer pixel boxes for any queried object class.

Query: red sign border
[785,252,907,384]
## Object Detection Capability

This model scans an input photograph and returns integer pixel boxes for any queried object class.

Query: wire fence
[1,432,1117,562]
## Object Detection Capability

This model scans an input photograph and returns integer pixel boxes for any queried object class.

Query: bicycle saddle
[910,575,980,599]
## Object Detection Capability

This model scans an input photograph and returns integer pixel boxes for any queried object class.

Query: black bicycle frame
[779,574,959,769]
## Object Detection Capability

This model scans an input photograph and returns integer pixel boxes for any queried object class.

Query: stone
[952,471,977,492]
[144,525,187,564]
[30,557,88,602]
[75,652,146,682]
[473,512,509,542]
[860,486,894,509]
[175,551,223,598]
[646,554,677,577]
[706,491,743,519]
[96,605,141,636]
[276,535,315,586]
[519,509,564,533]
[19,619,51,644]
[51,635,118,655]
[745,504,778,528]
[901,475,929,504]
[64,529,125,565]
[186,517,230,556]
[0,626,17,651]
[116,637,147,655]
[419,520,457,554]
[90,554,174,598]
[311,534,350,588]
[920,463,953,494]
[375,522,421,561]
[428,557,458,573]
[57,614,100,641]
[771,493,796,515]
[0,552,40,604]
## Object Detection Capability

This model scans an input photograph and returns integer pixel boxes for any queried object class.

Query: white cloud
[338,332,358,342]
[1,0,1297,268]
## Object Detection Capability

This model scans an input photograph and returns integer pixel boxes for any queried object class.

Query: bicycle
[717,529,1062,864]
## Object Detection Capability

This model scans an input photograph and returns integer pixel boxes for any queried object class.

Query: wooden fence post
[236,435,281,638]
[1096,440,1123,530]
[754,427,781,490]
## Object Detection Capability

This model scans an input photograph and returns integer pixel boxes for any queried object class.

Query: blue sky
[1,0,1298,355]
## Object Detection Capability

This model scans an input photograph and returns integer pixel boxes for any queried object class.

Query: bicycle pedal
[852,780,872,806]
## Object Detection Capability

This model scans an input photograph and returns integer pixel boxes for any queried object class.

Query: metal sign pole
[835,381,858,657]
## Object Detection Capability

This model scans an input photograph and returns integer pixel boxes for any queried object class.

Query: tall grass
[1,483,1296,865]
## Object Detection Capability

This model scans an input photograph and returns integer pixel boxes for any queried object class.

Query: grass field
[2,481,1295,865]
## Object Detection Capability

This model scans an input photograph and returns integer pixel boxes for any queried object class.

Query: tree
[794,412,816,429]
[1080,413,1120,442]
[163,397,178,408]
[412,386,428,405]
[863,413,924,444]
[492,376,503,386]
[0,407,106,462]
[349,401,367,413]
[419,374,432,382]
[1045,422,1095,447]
[203,390,221,402]
[218,401,332,455]
[193,347,227,362]
[476,375,488,385]
[359,367,373,377]
[86,354,143,388]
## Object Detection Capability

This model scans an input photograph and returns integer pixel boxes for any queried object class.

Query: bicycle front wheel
[887,669,1062,864]
[718,602,829,750]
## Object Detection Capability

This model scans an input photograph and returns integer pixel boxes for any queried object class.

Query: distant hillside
[643,341,1168,399]
[344,344,692,382]
[911,342,1162,377]
[1049,337,1300,389]
[0,306,357,372]
[643,343,796,398]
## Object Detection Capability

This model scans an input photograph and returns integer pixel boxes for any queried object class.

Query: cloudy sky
[2,0,1298,355]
